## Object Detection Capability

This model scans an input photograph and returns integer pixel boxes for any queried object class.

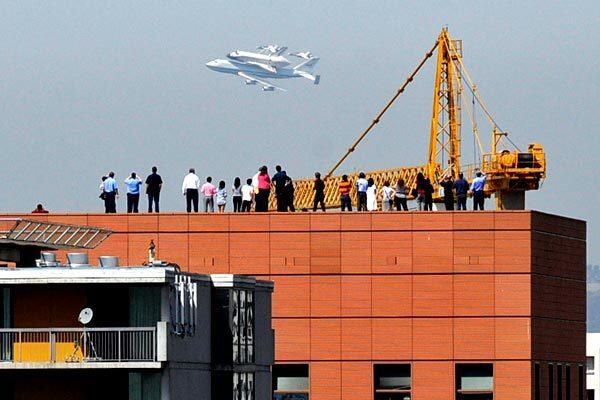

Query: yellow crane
[270,28,546,210]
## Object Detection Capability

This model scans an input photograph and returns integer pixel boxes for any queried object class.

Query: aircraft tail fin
[293,57,320,71]
[297,71,321,85]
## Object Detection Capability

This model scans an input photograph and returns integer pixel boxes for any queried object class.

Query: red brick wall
[0,210,586,400]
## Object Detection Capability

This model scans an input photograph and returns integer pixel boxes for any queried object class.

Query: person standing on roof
[379,181,395,211]
[145,166,163,213]
[470,171,486,210]
[124,172,143,213]
[356,172,368,211]
[272,165,289,212]
[423,178,434,211]
[366,178,378,211]
[201,177,217,212]
[241,178,254,212]
[394,178,409,211]
[216,180,227,213]
[255,166,271,212]
[232,177,243,212]
[102,172,119,213]
[312,172,326,212]
[453,172,469,210]
[439,175,455,211]
[182,168,201,213]
[339,174,352,211]
[31,204,49,214]
[415,173,427,211]
[284,172,296,212]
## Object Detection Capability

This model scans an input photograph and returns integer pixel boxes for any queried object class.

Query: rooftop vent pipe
[67,253,89,268]
[36,252,59,267]
[98,256,119,268]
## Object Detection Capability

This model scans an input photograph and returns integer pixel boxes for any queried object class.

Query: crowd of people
[98,165,488,214]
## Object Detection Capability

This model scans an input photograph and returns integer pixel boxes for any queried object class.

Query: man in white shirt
[241,178,254,212]
[181,168,201,213]
[355,172,369,212]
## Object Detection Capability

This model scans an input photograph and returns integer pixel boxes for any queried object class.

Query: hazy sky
[1,1,598,261]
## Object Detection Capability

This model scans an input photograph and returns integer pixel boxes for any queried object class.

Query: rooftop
[0,266,273,289]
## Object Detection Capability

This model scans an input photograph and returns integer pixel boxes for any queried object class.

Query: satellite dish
[78,308,93,325]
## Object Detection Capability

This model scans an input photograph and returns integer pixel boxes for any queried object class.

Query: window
[587,357,595,374]
[549,364,554,400]
[536,363,541,400]
[579,365,584,400]
[273,364,309,400]
[234,372,254,400]
[558,364,563,400]
[212,288,254,365]
[456,364,493,400]
[212,371,255,400]
[374,364,411,400]
[587,390,595,400]
[566,364,571,400]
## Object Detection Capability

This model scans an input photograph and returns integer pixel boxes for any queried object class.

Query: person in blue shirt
[453,172,470,210]
[470,171,486,210]
[102,171,119,213]
[271,165,289,212]
[124,172,143,213]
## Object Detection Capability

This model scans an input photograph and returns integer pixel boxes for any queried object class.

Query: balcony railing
[0,327,156,364]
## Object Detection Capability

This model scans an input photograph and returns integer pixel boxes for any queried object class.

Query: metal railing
[0,327,156,364]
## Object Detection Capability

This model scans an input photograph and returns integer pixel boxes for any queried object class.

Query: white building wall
[587,333,600,398]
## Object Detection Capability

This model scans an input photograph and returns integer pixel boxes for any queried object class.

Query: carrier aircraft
[206,44,320,91]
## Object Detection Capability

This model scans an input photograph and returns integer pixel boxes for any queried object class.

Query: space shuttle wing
[245,61,277,73]
[237,72,286,91]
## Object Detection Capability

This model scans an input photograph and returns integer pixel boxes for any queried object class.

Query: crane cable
[444,37,522,152]
[445,50,484,156]
[325,40,440,178]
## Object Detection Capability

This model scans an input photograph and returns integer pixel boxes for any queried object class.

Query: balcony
[0,326,165,369]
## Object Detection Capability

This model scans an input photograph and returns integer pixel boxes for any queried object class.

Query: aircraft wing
[237,72,286,92]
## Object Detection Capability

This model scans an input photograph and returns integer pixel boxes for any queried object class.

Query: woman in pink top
[255,166,271,212]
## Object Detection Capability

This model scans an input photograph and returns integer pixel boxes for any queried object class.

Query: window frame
[373,363,412,399]
[272,363,310,399]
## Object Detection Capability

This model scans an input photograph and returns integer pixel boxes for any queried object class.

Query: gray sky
[1,1,599,262]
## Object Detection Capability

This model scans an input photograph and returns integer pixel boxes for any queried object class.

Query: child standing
[216,180,227,213]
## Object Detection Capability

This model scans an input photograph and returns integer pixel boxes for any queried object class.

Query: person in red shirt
[339,174,352,211]
[31,204,49,214]
[255,166,271,212]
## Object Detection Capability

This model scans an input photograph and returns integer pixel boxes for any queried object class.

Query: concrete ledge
[0,361,163,369]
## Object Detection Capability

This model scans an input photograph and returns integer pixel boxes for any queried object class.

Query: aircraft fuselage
[206,59,301,80]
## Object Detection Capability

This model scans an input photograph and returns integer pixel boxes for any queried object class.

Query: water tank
[41,252,57,263]
[98,256,119,268]
[67,253,89,268]
[38,252,59,267]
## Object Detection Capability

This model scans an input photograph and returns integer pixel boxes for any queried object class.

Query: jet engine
[244,79,257,85]
[262,86,275,92]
